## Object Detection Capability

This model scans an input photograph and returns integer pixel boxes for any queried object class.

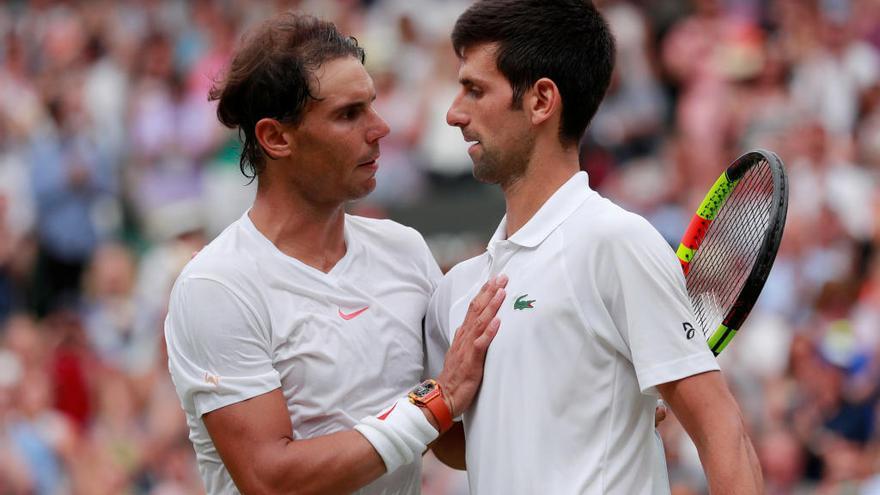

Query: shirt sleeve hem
[193,373,282,417]
[637,352,720,396]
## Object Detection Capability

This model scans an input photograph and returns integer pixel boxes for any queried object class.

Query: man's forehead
[457,43,501,80]
[312,57,374,101]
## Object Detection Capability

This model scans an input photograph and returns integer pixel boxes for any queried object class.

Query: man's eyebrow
[459,76,488,88]
[329,93,377,112]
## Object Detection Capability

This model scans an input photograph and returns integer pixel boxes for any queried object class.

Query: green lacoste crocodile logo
[514,294,535,310]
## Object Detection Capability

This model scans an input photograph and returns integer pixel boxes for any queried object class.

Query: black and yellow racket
[676,150,788,356]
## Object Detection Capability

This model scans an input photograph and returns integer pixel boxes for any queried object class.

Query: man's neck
[501,146,580,239]
[249,180,347,274]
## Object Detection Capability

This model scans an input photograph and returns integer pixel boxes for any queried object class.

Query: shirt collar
[489,171,595,249]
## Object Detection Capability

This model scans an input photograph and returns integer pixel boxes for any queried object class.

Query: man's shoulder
[565,195,662,248]
[444,252,487,280]
[346,214,429,254]
[178,219,261,287]
[167,222,271,329]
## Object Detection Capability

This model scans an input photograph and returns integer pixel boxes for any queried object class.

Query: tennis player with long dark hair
[164,13,505,495]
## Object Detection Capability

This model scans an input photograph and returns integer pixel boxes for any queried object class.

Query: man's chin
[471,171,498,185]
[472,161,502,185]
[350,178,377,200]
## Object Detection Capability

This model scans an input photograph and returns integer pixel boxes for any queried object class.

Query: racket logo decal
[513,294,535,310]
[682,322,696,340]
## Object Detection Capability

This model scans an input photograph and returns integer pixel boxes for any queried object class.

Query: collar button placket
[488,241,514,278]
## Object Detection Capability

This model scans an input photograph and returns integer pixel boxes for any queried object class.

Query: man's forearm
[693,412,763,494]
[429,422,467,470]
[252,430,387,495]
[211,396,443,495]
[203,388,393,495]
[658,371,764,495]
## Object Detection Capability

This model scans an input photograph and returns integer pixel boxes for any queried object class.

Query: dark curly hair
[209,13,365,179]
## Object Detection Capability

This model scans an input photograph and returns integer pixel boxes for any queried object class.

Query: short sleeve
[580,216,719,395]
[164,276,281,417]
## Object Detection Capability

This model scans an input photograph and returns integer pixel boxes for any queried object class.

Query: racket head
[676,149,789,356]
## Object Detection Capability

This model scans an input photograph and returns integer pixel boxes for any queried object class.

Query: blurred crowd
[0,0,878,493]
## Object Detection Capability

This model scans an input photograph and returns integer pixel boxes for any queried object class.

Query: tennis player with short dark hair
[164,13,503,495]
[425,1,763,493]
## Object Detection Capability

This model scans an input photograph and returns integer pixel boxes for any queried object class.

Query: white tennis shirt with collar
[165,212,441,495]
[425,171,719,495]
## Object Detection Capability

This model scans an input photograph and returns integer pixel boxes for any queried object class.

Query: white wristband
[354,398,439,474]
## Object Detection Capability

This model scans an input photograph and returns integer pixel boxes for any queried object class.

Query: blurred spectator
[126,31,212,244]
[44,310,93,429]
[6,368,77,495]
[790,5,880,137]
[416,41,473,183]
[0,348,29,494]
[591,0,667,163]
[758,427,809,495]
[369,66,427,205]
[662,0,751,188]
[81,242,139,372]
[30,88,116,315]
[1,314,79,495]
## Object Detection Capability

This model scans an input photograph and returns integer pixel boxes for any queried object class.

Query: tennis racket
[676,149,788,356]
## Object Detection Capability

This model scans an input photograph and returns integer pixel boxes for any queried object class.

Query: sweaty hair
[451,0,615,146]
[209,13,365,179]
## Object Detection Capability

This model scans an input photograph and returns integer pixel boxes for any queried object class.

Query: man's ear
[526,78,561,127]
[255,118,293,160]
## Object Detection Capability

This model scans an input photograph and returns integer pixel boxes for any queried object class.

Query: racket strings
[687,159,774,336]
[690,162,772,330]
[691,177,770,328]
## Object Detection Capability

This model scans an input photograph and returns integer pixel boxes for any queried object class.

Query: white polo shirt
[165,212,441,495]
[425,172,719,495]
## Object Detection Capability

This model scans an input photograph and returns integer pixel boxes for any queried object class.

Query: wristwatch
[408,379,454,434]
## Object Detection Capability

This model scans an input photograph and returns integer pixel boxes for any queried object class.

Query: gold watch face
[410,379,438,399]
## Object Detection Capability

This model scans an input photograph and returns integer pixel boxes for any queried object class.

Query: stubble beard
[471,133,535,188]
[289,164,376,208]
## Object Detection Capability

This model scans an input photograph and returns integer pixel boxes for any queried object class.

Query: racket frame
[675,149,788,356]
